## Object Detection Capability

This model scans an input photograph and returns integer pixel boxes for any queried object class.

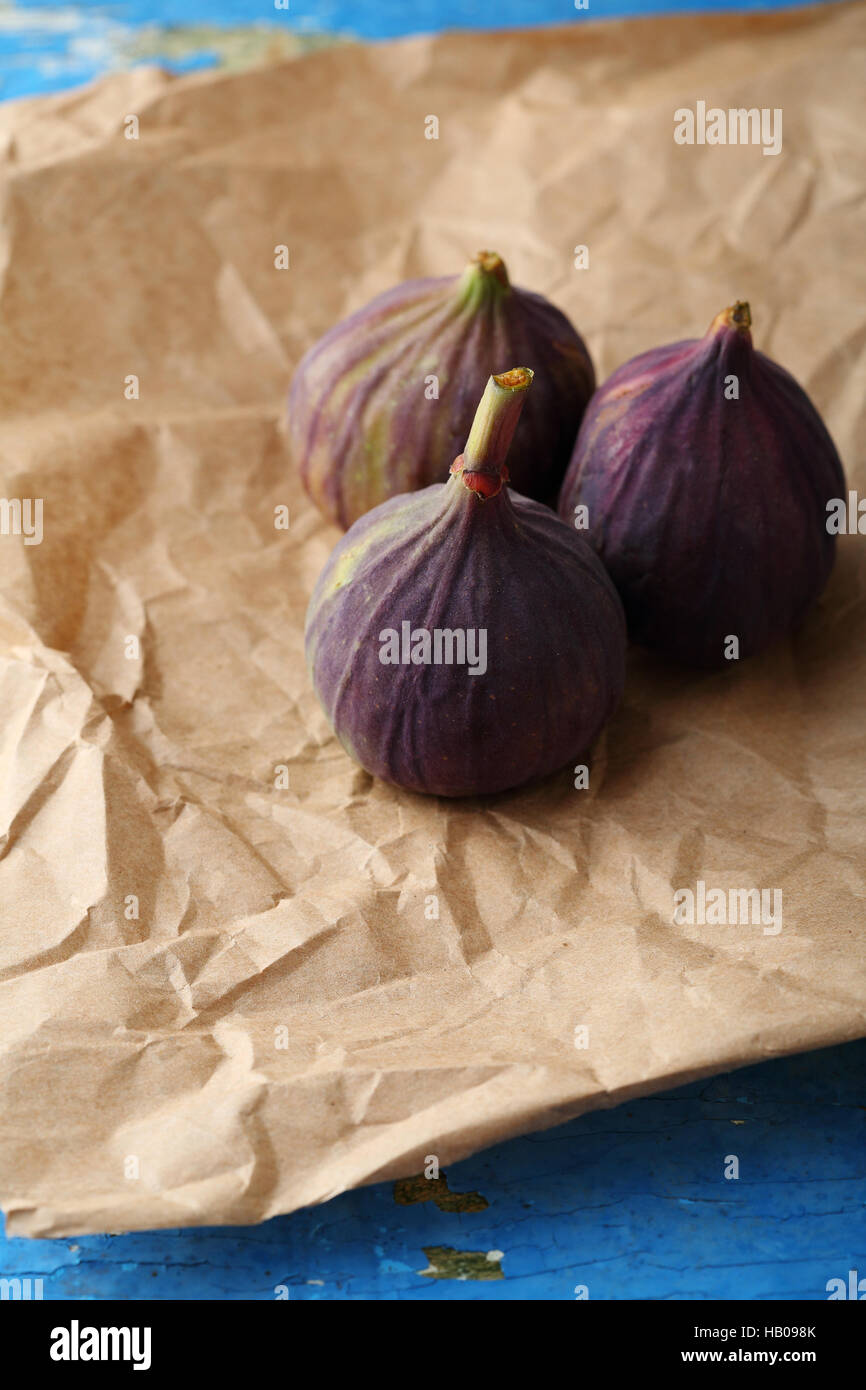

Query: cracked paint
[393,1173,489,1213]
[419,1247,505,1281]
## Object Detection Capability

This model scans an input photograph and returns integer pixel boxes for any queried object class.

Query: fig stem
[455,250,511,306]
[710,300,752,336]
[462,367,534,479]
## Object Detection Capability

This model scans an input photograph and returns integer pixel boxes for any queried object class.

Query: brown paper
[0,3,864,1238]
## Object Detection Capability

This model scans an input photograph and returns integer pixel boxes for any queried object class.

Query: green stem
[454,368,533,498]
[454,250,511,309]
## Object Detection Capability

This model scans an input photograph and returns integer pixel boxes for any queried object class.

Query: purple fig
[305,367,625,797]
[290,251,594,529]
[558,302,846,668]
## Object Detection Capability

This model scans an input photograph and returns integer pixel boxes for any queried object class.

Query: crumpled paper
[0,3,864,1238]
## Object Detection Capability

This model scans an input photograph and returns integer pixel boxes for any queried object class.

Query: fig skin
[557,303,846,668]
[290,251,594,530]
[305,369,626,798]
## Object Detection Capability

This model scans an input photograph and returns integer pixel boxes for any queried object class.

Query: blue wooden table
[2,1040,864,1298]
[0,0,844,99]
[0,0,860,1302]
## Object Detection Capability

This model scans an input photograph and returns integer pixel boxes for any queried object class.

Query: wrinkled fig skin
[557,304,846,668]
[305,370,625,798]
[290,252,595,529]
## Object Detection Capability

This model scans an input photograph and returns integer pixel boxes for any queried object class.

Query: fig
[558,302,846,668]
[305,367,626,798]
[290,251,595,529]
